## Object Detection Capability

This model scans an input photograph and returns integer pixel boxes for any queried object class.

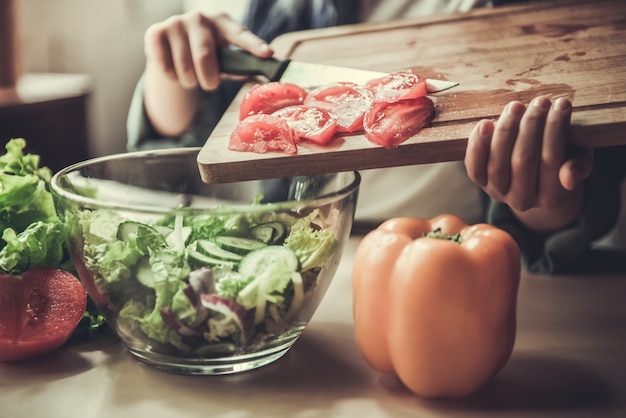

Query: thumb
[559,147,594,191]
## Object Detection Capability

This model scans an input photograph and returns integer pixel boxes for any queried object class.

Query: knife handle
[218,47,289,82]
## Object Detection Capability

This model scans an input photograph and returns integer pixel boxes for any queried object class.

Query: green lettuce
[0,138,68,274]
[236,253,296,310]
[0,138,107,337]
[284,210,337,271]
[81,211,192,348]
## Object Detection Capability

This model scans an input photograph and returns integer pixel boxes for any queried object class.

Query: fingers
[536,96,572,204]
[211,14,273,58]
[559,147,594,191]
[472,101,526,202]
[144,14,202,89]
[144,20,177,81]
[169,15,203,89]
[144,11,273,91]
[542,97,571,166]
[465,96,584,212]
[465,119,493,187]
[189,13,273,90]
[508,96,551,210]
[185,12,221,90]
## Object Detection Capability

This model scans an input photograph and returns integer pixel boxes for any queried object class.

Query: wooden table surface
[1,237,625,418]
[197,0,626,183]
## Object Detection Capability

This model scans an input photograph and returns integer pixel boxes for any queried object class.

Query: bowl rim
[51,148,361,214]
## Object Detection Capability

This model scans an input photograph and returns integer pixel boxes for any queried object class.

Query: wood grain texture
[198,0,626,184]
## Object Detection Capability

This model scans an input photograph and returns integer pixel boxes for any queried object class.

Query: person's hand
[464,96,594,232]
[144,11,273,91]
[142,11,273,137]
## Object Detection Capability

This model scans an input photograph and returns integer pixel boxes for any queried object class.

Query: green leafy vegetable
[0,138,68,274]
[0,138,107,337]
[284,210,337,272]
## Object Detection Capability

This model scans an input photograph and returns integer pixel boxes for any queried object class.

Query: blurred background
[0,0,246,170]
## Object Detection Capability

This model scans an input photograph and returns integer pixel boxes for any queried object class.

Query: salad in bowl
[51,148,360,374]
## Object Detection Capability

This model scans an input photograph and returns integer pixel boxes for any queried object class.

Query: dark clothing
[244,0,355,42]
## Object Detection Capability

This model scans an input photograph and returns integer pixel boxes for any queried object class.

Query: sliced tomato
[363,96,436,148]
[272,105,338,145]
[0,267,87,362]
[229,113,298,154]
[239,82,308,121]
[304,82,373,133]
[366,70,428,102]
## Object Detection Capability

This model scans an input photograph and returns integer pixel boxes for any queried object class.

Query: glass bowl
[51,148,360,375]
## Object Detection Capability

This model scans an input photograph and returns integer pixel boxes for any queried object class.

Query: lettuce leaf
[284,210,337,272]
[0,138,68,274]
[0,221,68,273]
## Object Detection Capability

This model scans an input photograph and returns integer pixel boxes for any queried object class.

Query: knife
[218,47,459,93]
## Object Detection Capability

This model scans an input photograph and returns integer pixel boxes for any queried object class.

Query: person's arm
[142,11,273,138]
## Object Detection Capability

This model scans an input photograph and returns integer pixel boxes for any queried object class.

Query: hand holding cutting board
[466,95,595,234]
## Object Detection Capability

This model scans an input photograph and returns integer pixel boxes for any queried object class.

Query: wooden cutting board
[197,0,626,183]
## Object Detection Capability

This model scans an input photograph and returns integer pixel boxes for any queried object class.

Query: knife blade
[218,47,459,93]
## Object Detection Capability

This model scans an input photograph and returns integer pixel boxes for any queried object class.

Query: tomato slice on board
[304,82,374,133]
[365,70,428,102]
[272,105,338,145]
[0,267,87,362]
[229,113,298,154]
[239,82,308,121]
[363,96,436,148]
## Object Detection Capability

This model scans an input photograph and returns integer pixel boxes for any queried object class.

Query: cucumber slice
[195,239,244,262]
[117,221,149,241]
[117,221,166,247]
[165,225,193,248]
[188,250,235,269]
[136,250,185,288]
[239,245,299,279]
[215,236,267,255]
[135,256,154,288]
[248,225,273,244]
[249,221,287,244]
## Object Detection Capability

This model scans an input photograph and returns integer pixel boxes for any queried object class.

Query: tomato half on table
[272,105,338,145]
[0,267,87,362]
[239,81,308,121]
[229,113,298,154]
[304,82,374,133]
[366,70,428,101]
[363,96,435,148]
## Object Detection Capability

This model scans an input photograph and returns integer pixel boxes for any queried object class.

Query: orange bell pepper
[352,215,521,398]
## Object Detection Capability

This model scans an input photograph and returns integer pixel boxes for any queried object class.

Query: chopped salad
[78,203,338,356]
